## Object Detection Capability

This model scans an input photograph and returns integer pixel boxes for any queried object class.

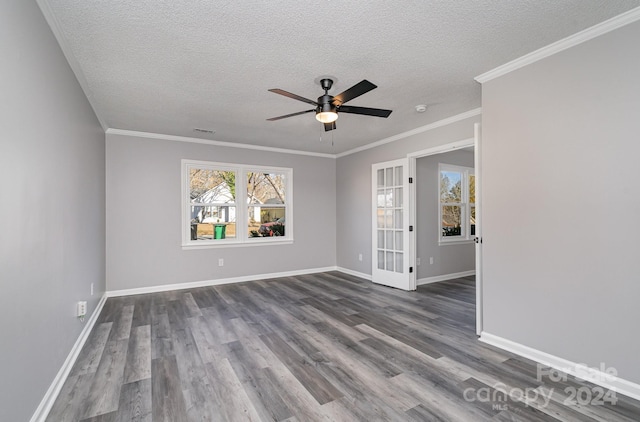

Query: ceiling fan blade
[333,80,377,105]
[338,105,392,118]
[324,122,336,131]
[266,109,315,121]
[268,89,318,106]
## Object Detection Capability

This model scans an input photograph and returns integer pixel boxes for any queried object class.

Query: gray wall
[0,2,105,421]
[336,116,480,275]
[416,149,475,280]
[482,21,640,384]
[106,133,336,291]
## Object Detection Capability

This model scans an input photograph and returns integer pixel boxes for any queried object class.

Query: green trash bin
[214,224,226,239]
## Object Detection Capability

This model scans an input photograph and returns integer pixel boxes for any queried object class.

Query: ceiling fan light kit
[267,78,392,132]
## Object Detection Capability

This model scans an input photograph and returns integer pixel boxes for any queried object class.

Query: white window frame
[438,163,475,244]
[182,159,293,249]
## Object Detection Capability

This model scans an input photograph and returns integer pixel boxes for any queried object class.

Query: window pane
[440,170,462,203]
[248,206,285,237]
[190,220,236,240]
[394,166,403,186]
[394,209,403,229]
[386,168,393,187]
[378,250,385,269]
[469,174,476,204]
[190,205,237,241]
[393,188,402,207]
[190,169,236,204]
[470,206,476,236]
[442,205,462,237]
[377,169,384,188]
[377,209,384,228]
[385,188,393,207]
[385,210,393,228]
[385,230,394,250]
[395,231,403,251]
[395,252,403,273]
[247,172,285,205]
[386,251,394,271]
[377,230,384,249]
[377,189,385,207]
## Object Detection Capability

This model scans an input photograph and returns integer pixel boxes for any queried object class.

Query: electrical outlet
[358,254,363,262]
[90,283,94,296]
[218,258,224,267]
[77,301,87,317]
[417,257,421,266]
[429,257,434,265]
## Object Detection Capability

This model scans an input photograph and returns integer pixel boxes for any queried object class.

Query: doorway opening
[408,128,482,335]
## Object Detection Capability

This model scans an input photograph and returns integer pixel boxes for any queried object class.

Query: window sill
[182,238,293,250]
[439,239,474,246]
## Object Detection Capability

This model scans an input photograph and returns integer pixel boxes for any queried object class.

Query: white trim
[479,332,640,402]
[107,266,338,297]
[475,7,640,83]
[30,294,108,422]
[108,108,482,160]
[336,266,372,281]
[36,0,108,131]
[182,239,293,250]
[106,128,336,159]
[473,122,483,336]
[407,138,474,158]
[336,108,482,158]
[417,270,475,286]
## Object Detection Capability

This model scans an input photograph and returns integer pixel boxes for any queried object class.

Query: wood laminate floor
[47,272,640,421]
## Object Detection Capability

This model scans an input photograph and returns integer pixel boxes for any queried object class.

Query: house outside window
[183,160,292,248]
[439,163,475,243]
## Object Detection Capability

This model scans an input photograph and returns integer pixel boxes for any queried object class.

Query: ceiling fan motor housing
[318,79,336,113]
[318,95,336,113]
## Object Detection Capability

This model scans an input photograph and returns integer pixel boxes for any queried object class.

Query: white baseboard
[107,266,339,297]
[30,293,108,422]
[417,270,475,286]
[479,332,640,402]
[335,267,372,281]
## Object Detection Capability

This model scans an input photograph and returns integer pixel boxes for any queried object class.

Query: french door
[371,159,414,291]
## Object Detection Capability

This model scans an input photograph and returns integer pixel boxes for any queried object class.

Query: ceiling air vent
[193,128,215,134]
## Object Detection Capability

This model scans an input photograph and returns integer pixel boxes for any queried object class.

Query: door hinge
[474,237,483,244]
[409,225,413,232]
[408,177,413,183]
[409,267,414,273]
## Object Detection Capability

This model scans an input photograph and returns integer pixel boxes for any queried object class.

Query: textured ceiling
[40,0,640,154]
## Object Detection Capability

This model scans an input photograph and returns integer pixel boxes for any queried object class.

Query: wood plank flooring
[46,272,640,421]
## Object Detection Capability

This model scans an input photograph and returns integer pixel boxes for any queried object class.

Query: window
[183,160,292,247]
[439,164,475,243]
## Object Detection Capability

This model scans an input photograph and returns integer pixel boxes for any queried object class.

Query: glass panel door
[372,159,412,290]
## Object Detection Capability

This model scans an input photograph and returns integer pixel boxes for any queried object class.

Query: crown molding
[108,108,482,161]
[105,129,337,159]
[475,7,640,83]
[336,108,482,158]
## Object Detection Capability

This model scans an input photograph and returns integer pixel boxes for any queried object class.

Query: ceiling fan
[267,78,392,131]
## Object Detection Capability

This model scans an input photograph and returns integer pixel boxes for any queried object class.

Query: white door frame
[407,136,483,335]
[473,123,483,336]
